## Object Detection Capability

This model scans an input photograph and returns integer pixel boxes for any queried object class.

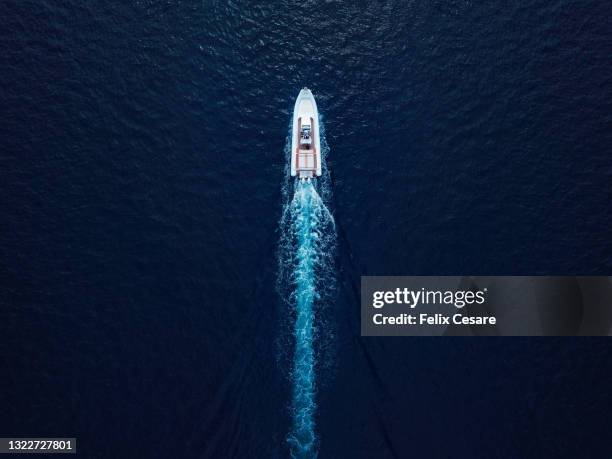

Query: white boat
[291,88,322,178]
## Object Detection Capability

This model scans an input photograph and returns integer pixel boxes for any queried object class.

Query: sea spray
[277,126,336,458]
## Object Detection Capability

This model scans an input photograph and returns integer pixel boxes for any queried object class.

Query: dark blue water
[1,1,611,457]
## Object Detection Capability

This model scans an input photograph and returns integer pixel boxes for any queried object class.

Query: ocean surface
[1,1,612,457]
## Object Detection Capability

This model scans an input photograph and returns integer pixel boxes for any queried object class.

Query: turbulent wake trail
[278,174,335,458]
[289,180,318,457]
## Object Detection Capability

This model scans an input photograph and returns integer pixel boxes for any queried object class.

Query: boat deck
[295,117,318,177]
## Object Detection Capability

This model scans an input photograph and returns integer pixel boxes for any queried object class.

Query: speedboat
[291,88,322,178]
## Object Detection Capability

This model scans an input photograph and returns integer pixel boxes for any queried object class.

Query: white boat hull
[291,88,322,178]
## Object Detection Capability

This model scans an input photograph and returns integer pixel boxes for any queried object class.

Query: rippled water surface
[1,1,611,457]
